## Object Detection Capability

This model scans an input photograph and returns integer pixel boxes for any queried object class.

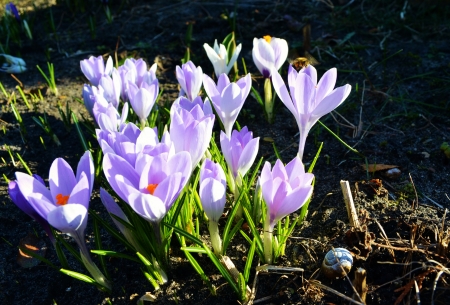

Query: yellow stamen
[55,193,69,205]
[263,35,272,43]
[146,184,158,195]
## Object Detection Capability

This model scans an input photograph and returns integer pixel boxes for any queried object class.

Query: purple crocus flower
[80,55,113,86]
[118,59,158,101]
[203,73,252,137]
[8,178,55,243]
[12,151,110,289]
[252,36,288,78]
[220,127,259,186]
[127,80,159,128]
[199,159,227,223]
[176,61,203,101]
[98,68,122,108]
[260,156,314,263]
[95,102,128,132]
[13,151,94,233]
[102,150,192,226]
[5,2,20,22]
[272,65,352,159]
[199,159,227,255]
[170,96,215,169]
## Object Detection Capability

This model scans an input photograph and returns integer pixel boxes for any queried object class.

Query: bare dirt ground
[1,0,450,304]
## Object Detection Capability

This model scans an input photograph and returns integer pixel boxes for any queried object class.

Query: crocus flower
[203,73,251,137]
[260,156,314,263]
[252,36,288,78]
[95,102,128,132]
[5,2,20,21]
[199,159,227,255]
[176,61,203,101]
[203,40,242,77]
[220,127,259,185]
[272,65,352,159]
[127,80,159,128]
[98,68,122,108]
[12,152,110,289]
[80,55,113,86]
[102,150,192,228]
[118,59,158,101]
[170,96,215,170]
[8,178,55,244]
[0,54,26,73]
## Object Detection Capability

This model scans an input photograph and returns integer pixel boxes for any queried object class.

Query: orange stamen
[146,184,158,195]
[263,35,272,43]
[55,193,69,205]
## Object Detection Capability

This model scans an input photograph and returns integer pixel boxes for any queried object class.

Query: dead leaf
[361,164,399,173]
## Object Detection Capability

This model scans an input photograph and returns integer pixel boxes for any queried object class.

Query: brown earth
[0,0,450,304]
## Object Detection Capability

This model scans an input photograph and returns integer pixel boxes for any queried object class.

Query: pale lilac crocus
[176,61,203,101]
[272,65,352,159]
[199,159,227,255]
[170,96,215,170]
[13,152,110,289]
[260,156,314,263]
[220,127,259,186]
[102,150,192,241]
[80,55,113,86]
[203,40,242,78]
[118,58,158,101]
[203,73,251,137]
[252,36,288,78]
[95,102,128,132]
[98,68,122,108]
[127,80,159,129]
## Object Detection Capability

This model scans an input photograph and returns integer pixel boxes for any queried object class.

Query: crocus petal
[315,68,337,103]
[272,71,296,116]
[310,84,351,119]
[237,137,259,178]
[47,203,88,235]
[272,186,313,225]
[67,172,91,210]
[76,151,94,195]
[103,153,139,202]
[220,83,246,136]
[49,158,77,204]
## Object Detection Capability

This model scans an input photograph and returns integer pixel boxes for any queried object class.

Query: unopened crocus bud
[199,159,227,255]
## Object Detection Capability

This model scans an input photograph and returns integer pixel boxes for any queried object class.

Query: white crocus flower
[203,40,242,78]
[0,54,27,73]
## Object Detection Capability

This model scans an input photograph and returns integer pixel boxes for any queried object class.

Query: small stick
[340,180,360,229]
[309,280,364,305]
[409,173,419,209]
[352,268,367,304]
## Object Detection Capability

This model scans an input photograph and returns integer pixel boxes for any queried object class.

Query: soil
[1,0,450,304]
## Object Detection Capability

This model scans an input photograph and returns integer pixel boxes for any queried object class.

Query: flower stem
[263,218,273,264]
[264,78,274,123]
[208,219,223,255]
